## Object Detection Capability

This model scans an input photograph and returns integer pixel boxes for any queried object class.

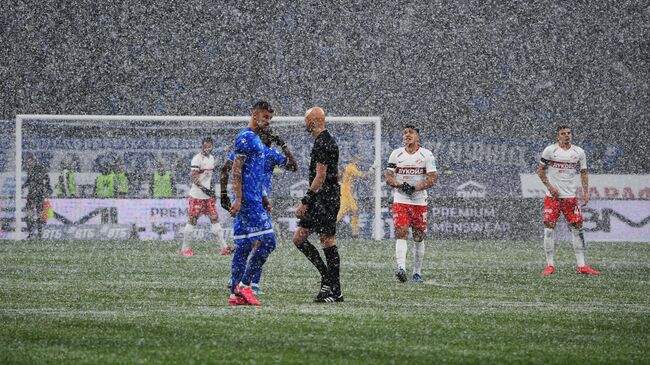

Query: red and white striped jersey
[540,143,587,198]
[387,146,437,206]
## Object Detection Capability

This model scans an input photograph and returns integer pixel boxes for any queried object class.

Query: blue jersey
[228,145,287,196]
[231,128,275,244]
[233,128,266,206]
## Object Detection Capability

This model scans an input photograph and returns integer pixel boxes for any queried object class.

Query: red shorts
[543,196,583,224]
[392,203,428,232]
[188,196,218,218]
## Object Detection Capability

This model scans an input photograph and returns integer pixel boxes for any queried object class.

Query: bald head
[304,106,325,134]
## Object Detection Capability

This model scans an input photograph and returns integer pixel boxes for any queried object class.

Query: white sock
[413,241,425,275]
[211,222,226,248]
[182,224,195,251]
[543,228,555,266]
[395,239,407,270]
[571,227,586,267]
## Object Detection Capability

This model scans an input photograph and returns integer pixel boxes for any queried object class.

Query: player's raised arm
[281,144,298,172]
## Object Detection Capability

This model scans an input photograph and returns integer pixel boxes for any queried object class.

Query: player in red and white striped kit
[537,126,601,275]
[179,137,231,256]
[386,125,438,283]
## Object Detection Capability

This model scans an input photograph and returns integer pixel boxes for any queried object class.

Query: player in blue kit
[227,100,277,306]
[220,127,297,295]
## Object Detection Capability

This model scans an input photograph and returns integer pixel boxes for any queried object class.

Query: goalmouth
[12,114,384,241]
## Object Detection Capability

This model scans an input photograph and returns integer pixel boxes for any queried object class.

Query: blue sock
[241,235,276,286]
[230,241,252,294]
[252,243,276,285]
[252,270,263,286]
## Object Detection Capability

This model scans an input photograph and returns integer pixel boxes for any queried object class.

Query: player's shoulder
[390,147,405,156]
[317,129,337,144]
[315,130,338,150]
[542,143,558,153]
[237,128,256,140]
[418,146,434,157]
[570,144,585,154]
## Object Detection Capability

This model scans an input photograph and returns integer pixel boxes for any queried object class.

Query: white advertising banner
[520,174,650,199]
[46,198,233,240]
[582,200,650,242]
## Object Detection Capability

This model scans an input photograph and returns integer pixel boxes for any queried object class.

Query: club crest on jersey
[395,167,425,175]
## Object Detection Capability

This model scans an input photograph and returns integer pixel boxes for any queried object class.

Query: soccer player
[227,100,277,306]
[293,106,343,303]
[385,125,437,283]
[337,154,373,237]
[220,128,297,293]
[179,137,229,256]
[537,126,601,275]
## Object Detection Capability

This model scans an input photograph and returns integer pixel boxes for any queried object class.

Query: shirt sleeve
[579,148,587,170]
[314,138,336,167]
[426,151,437,173]
[271,148,287,167]
[540,146,553,165]
[386,150,397,171]
[190,155,201,171]
[228,150,235,162]
[234,131,256,156]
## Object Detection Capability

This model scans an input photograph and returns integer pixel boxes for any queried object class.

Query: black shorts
[298,188,341,236]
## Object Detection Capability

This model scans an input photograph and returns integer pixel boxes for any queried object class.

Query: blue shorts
[233,204,274,245]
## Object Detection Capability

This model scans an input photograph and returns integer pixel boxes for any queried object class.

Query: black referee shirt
[308,130,339,194]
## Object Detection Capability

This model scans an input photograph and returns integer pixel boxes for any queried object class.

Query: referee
[293,106,343,303]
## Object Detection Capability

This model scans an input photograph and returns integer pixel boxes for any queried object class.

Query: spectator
[96,162,115,198]
[55,160,77,197]
[112,158,129,197]
[150,161,176,198]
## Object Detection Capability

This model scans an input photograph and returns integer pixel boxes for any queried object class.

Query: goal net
[2,115,385,241]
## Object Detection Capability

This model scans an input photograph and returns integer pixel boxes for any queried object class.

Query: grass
[1,239,649,364]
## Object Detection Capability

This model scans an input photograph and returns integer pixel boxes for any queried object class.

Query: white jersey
[189,152,216,200]
[540,143,587,198]
[387,146,437,206]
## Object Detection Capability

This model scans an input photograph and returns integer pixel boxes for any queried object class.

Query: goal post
[12,114,384,241]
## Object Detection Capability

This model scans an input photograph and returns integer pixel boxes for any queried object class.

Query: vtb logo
[53,207,118,225]
[583,208,650,232]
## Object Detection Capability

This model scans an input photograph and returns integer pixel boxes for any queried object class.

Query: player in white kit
[179,137,231,256]
[386,125,438,282]
[537,126,601,275]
